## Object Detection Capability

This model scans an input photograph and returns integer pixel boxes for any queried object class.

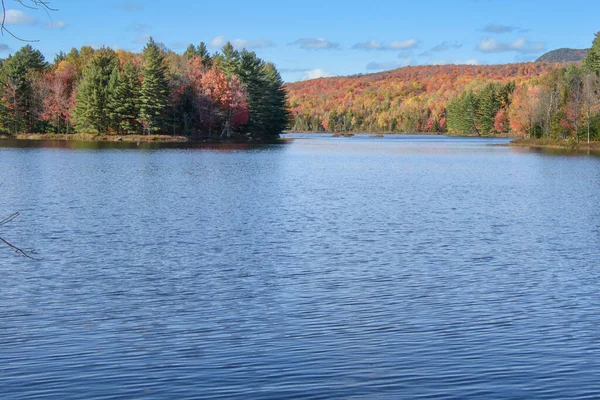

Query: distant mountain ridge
[536,48,588,63]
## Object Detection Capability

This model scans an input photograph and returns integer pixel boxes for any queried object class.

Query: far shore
[509,137,600,151]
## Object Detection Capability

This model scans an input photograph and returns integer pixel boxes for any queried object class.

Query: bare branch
[1,183,37,260]
[1,0,57,41]
[0,235,37,259]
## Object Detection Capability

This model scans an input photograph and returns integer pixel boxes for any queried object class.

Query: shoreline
[0,133,277,144]
[509,137,600,151]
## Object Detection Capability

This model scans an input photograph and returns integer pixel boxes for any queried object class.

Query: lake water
[1,134,600,399]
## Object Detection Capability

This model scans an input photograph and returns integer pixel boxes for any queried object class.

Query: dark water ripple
[1,135,600,399]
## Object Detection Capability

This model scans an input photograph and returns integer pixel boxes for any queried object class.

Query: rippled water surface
[2,134,600,399]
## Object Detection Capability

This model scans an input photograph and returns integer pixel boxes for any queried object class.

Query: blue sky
[1,0,598,82]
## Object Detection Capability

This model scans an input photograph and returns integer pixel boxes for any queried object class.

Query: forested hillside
[287,32,600,140]
[287,63,556,134]
[0,39,289,140]
[536,48,588,63]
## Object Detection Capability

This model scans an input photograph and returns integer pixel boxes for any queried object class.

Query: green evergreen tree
[184,42,211,67]
[139,37,170,134]
[183,44,197,60]
[475,83,500,135]
[217,42,240,77]
[447,91,479,135]
[236,50,290,139]
[261,62,291,137]
[72,48,119,133]
[583,32,600,73]
[108,61,141,134]
[197,42,212,68]
[1,45,47,133]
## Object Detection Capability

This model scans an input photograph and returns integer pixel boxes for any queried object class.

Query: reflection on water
[1,134,600,399]
[0,138,285,151]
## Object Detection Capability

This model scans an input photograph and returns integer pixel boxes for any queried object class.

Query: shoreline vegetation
[286,32,600,141]
[0,38,289,142]
[509,137,600,151]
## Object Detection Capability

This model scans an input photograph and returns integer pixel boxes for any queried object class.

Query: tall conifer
[108,60,141,134]
[139,37,169,134]
[72,48,118,133]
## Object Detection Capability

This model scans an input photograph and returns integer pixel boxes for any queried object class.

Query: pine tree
[71,48,118,133]
[183,42,211,67]
[218,42,240,78]
[1,45,47,133]
[183,44,197,60]
[108,61,141,134]
[139,38,169,134]
[583,32,600,73]
[475,83,500,135]
[197,42,211,68]
[261,62,290,138]
[236,50,289,139]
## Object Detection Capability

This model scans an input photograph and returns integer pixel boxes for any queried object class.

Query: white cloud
[231,38,274,50]
[46,20,66,29]
[291,38,339,50]
[2,9,35,25]
[428,59,480,66]
[388,39,419,50]
[302,68,333,80]
[209,36,273,50]
[476,37,545,54]
[353,38,420,50]
[210,36,227,47]
[353,39,383,50]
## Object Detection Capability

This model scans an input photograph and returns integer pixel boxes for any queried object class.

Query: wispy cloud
[113,1,143,11]
[353,39,420,50]
[476,38,545,54]
[431,41,463,52]
[130,23,152,45]
[2,9,65,30]
[427,59,480,66]
[291,38,339,50]
[482,24,516,34]
[45,20,66,29]
[366,61,404,71]
[279,67,312,73]
[209,35,274,50]
[134,34,152,44]
[2,9,35,25]
[0,43,11,53]
[302,68,334,80]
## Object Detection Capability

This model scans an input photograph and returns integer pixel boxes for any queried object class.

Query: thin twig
[0,235,37,259]
[1,0,57,41]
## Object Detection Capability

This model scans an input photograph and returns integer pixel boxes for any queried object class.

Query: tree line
[287,32,600,142]
[0,39,290,140]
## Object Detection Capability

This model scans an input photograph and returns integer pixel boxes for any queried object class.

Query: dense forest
[536,48,588,63]
[0,39,289,140]
[287,32,600,141]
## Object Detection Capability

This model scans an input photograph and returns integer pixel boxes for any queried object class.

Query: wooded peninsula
[0,38,289,142]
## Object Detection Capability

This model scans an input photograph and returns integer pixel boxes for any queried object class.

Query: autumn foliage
[286,63,562,135]
[0,40,288,139]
